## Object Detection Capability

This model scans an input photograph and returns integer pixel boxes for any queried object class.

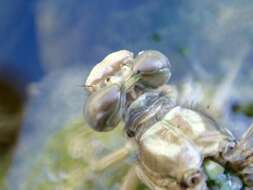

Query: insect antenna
[79,84,93,90]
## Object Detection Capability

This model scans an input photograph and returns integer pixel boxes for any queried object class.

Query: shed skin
[85,50,134,92]
[84,50,253,189]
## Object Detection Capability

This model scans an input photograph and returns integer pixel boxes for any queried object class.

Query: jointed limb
[219,123,253,187]
[120,166,140,190]
[91,142,134,172]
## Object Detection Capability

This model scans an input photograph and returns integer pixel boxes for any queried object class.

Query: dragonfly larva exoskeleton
[125,92,205,189]
[83,50,253,190]
[85,50,134,93]
[84,50,172,132]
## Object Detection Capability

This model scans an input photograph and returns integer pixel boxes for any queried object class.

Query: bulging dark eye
[84,84,124,131]
[133,50,171,88]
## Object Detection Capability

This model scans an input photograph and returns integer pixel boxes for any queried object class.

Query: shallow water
[0,1,252,189]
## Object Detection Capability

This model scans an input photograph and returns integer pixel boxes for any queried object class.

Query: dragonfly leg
[120,166,140,190]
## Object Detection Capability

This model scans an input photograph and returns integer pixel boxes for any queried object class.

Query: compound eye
[84,84,124,131]
[133,50,171,88]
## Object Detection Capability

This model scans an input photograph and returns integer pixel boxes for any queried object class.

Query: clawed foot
[221,123,253,187]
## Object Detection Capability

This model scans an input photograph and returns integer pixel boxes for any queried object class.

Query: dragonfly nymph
[84,50,253,190]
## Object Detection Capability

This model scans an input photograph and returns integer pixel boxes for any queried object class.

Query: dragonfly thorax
[124,92,176,139]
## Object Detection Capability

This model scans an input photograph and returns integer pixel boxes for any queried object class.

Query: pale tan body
[84,50,253,190]
[134,106,232,190]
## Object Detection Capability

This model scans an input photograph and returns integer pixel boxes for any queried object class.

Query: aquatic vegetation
[204,160,242,190]
[21,119,130,189]
[232,102,253,118]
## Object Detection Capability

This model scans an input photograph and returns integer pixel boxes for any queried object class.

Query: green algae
[204,160,243,190]
[21,118,135,190]
[232,102,253,117]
